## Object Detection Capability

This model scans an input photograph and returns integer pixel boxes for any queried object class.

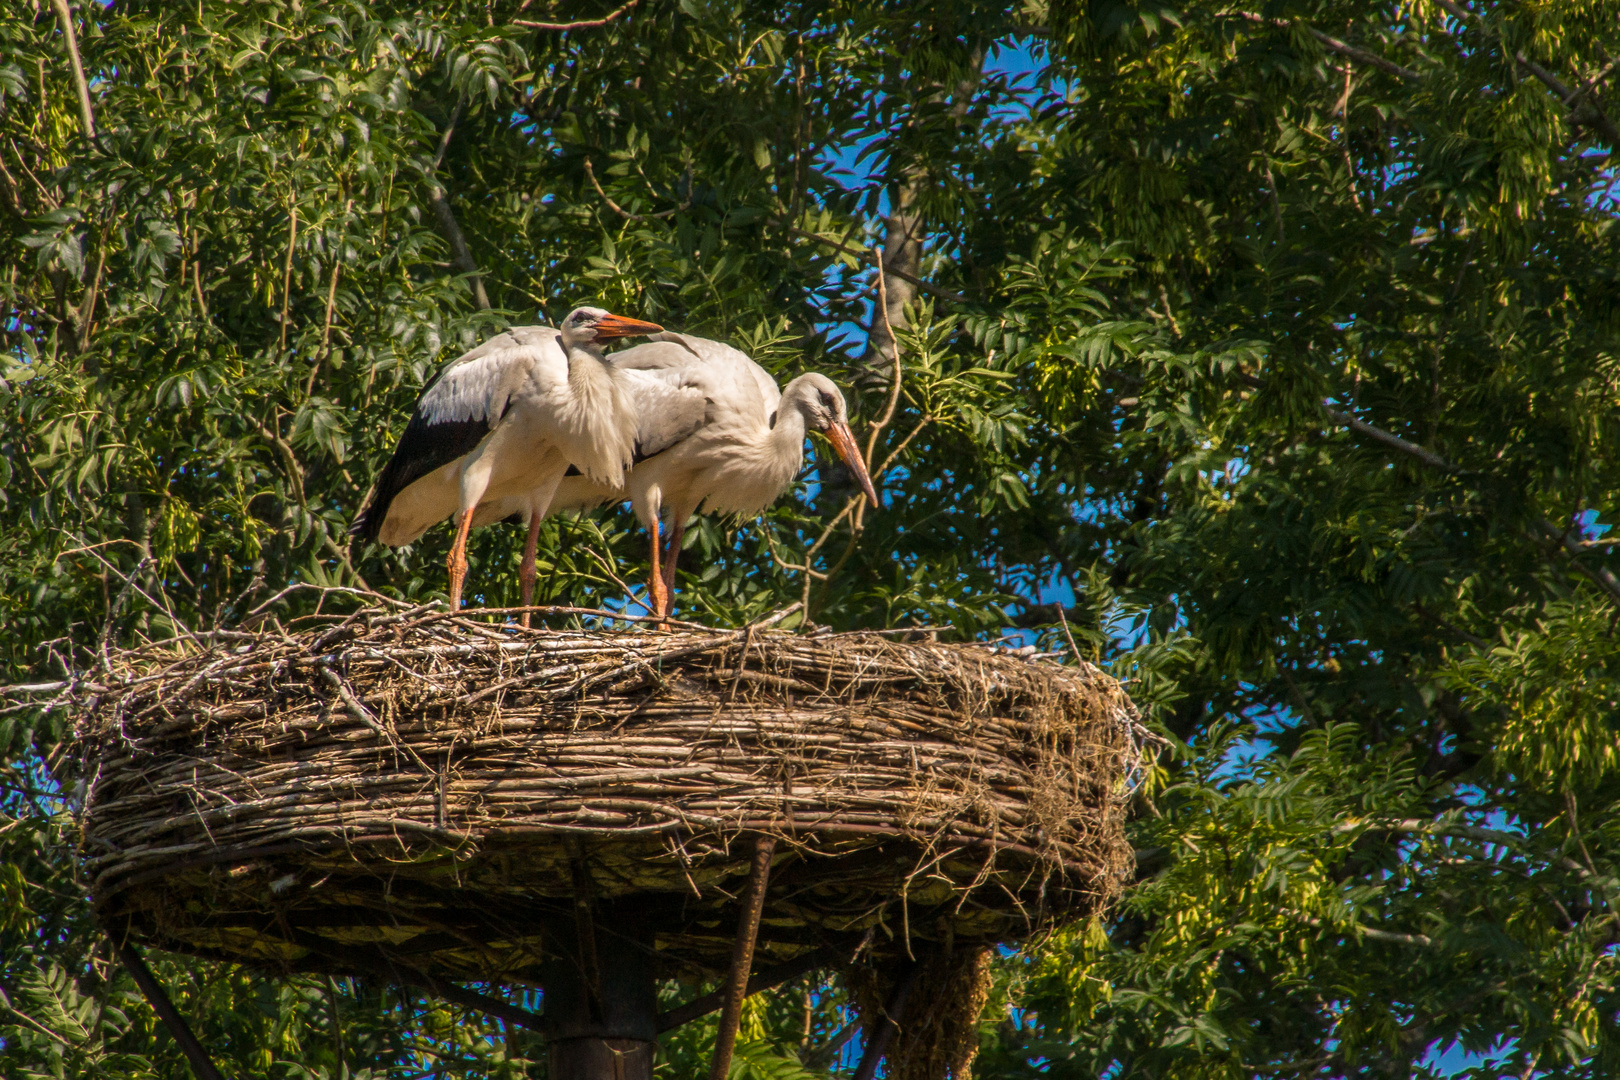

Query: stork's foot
[648,572,671,625]
[519,566,537,628]
[447,559,466,610]
[658,519,684,623]
[446,507,477,611]
[519,515,541,628]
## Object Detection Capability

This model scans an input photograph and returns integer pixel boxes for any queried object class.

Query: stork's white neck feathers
[765,379,815,479]
[683,375,817,518]
[557,334,635,487]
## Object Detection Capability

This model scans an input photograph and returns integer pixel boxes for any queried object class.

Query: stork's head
[785,373,879,505]
[559,306,664,350]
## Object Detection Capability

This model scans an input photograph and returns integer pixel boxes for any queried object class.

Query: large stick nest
[61,604,1142,985]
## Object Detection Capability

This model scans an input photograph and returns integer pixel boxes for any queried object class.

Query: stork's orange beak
[824,421,879,506]
[594,313,664,340]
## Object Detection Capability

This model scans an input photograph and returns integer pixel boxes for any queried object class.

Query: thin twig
[514,0,638,31]
[77,545,204,651]
[307,197,354,395]
[48,0,98,143]
[1055,606,1083,663]
[582,545,659,617]
[582,157,692,221]
[874,415,932,479]
[278,207,298,354]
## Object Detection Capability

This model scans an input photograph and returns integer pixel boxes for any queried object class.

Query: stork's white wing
[610,334,781,458]
[642,332,781,409]
[353,326,561,542]
[418,327,561,426]
[616,365,709,460]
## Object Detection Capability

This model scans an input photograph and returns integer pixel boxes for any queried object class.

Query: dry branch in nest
[52,603,1143,990]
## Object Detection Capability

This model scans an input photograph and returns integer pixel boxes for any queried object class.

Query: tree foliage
[3,0,1620,1077]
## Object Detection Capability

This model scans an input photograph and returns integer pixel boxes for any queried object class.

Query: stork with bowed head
[351,307,663,620]
[549,332,878,618]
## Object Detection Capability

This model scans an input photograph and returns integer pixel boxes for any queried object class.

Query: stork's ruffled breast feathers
[552,354,638,489]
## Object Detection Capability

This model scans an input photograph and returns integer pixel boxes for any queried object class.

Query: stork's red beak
[824,421,880,506]
[594,313,664,340]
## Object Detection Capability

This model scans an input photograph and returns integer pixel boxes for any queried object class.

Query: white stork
[548,332,878,617]
[352,307,663,616]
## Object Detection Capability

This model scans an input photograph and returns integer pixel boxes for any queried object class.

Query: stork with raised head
[548,332,878,617]
[351,307,663,618]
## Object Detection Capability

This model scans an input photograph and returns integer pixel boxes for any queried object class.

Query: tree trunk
[861,175,924,383]
[859,45,986,382]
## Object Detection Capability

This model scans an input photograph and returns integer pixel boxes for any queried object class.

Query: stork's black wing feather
[350,330,554,543]
[351,412,491,542]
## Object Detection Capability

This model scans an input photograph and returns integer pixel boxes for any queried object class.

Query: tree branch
[76,219,109,357]
[1296,913,1433,948]
[115,939,227,1080]
[514,0,638,31]
[772,220,969,305]
[378,959,548,1032]
[1231,12,1420,81]
[708,835,776,1080]
[1319,402,1454,471]
[424,99,490,311]
[1430,0,1620,146]
[1239,372,1620,606]
[1306,27,1420,81]
[1327,409,1620,603]
[658,946,836,1032]
[48,0,97,144]
[863,248,904,475]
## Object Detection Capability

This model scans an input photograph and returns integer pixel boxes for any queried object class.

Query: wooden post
[543,900,659,1080]
[709,835,777,1080]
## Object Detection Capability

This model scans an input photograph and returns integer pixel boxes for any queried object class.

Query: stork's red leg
[446,506,477,610]
[659,515,686,619]
[647,517,668,621]
[519,512,542,628]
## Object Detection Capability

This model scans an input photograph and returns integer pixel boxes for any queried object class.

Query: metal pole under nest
[114,938,228,1080]
[709,834,777,1080]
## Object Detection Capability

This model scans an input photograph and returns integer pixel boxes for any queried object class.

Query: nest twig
[49,604,1144,982]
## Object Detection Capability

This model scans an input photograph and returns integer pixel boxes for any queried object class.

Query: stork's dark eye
[820,393,836,409]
